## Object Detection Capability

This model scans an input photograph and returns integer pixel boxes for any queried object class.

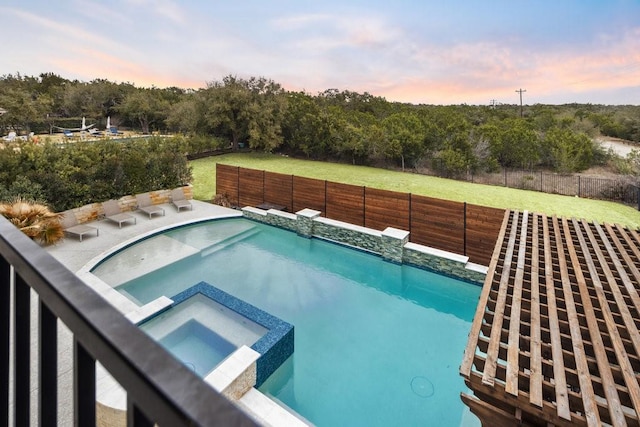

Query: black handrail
[0,216,258,426]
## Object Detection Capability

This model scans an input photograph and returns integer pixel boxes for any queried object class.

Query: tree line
[1,72,640,177]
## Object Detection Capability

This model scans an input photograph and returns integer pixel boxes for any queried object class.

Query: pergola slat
[460,209,512,378]
[557,217,601,426]
[575,219,640,421]
[461,209,640,426]
[528,213,543,408]
[482,211,520,386]
[506,211,529,396]
[549,216,571,421]
[603,223,640,317]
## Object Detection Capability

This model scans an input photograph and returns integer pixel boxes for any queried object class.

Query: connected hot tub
[138,282,294,386]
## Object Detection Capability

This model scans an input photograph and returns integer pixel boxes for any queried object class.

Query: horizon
[2,1,639,106]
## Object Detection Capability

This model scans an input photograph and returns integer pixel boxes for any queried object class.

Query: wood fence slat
[215,164,240,206]
[264,171,293,211]
[238,167,264,207]
[217,165,505,264]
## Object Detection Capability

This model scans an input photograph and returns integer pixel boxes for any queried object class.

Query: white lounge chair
[2,131,16,142]
[171,188,193,212]
[136,193,165,219]
[102,200,136,228]
[60,211,99,242]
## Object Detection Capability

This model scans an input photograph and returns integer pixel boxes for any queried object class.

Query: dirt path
[597,137,640,157]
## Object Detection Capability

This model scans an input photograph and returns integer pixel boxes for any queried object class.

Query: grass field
[190,152,640,229]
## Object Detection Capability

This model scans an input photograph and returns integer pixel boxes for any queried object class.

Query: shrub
[0,198,64,245]
[212,193,231,207]
[0,137,193,211]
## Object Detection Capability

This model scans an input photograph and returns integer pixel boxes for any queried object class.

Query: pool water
[93,218,481,426]
[139,293,269,377]
[157,319,236,375]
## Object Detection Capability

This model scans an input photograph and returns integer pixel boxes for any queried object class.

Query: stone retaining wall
[242,206,487,285]
[64,185,193,224]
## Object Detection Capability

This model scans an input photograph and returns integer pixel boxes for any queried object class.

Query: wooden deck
[460,210,640,427]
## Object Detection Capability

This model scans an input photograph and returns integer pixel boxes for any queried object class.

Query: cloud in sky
[1,0,639,105]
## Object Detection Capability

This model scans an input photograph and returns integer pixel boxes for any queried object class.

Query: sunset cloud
[1,1,639,104]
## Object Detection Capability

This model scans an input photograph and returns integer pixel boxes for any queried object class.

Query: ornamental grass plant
[0,198,64,245]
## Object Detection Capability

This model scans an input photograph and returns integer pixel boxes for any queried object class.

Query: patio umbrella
[106,116,111,130]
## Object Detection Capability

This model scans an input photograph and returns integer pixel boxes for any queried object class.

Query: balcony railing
[0,216,258,426]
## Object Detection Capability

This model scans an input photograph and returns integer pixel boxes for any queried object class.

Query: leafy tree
[544,127,595,173]
[327,108,374,165]
[0,86,51,133]
[199,76,286,151]
[117,88,170,134]
[282,92,326,157]
[480,118,539,169]
[382,112,425,171]
[165,96,199,134]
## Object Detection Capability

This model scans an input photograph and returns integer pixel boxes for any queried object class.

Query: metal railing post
[0,258,9,424]
[14,274,30,427]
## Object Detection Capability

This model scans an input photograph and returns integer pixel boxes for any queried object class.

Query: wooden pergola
[460,210,640,426]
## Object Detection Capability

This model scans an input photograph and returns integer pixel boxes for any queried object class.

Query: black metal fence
[0,216,257,426]
[424,161,640,209]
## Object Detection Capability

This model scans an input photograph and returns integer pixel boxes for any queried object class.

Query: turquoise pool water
[93,218,481,426]
[157,319,236,375]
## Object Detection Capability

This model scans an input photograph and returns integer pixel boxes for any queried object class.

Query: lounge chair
[60,210,99,242]
[2,131,16,142]
[102,200,136,228]
[15,132,34,141]
[171,188,193,211]
[135,193,165,219]
[63,129,74,138]
[109,126,123,136]
[88,128,103,137]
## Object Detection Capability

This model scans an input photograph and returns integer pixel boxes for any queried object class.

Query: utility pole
[515,88,526,117]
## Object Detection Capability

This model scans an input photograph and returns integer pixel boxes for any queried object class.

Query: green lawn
[190,152,640,229]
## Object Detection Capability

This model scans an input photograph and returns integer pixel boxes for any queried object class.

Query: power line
[516,88,526,117]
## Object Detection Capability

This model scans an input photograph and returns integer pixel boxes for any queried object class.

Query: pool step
[98,235,201,287]
[200,227,260,257]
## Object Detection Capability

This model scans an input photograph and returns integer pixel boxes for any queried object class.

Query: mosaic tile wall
[243,207,486,285]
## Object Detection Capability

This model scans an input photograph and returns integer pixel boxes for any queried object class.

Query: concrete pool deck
[47,200,242,271]
[42,200,308,426]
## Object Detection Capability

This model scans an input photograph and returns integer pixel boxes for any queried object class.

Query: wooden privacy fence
[216,164,505,265]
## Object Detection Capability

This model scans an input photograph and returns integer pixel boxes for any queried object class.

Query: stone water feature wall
[242,207,487,285]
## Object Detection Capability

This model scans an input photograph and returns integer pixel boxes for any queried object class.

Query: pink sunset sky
[2,0,639,105]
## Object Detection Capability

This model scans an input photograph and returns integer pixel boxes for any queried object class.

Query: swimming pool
[92,218,481,426]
